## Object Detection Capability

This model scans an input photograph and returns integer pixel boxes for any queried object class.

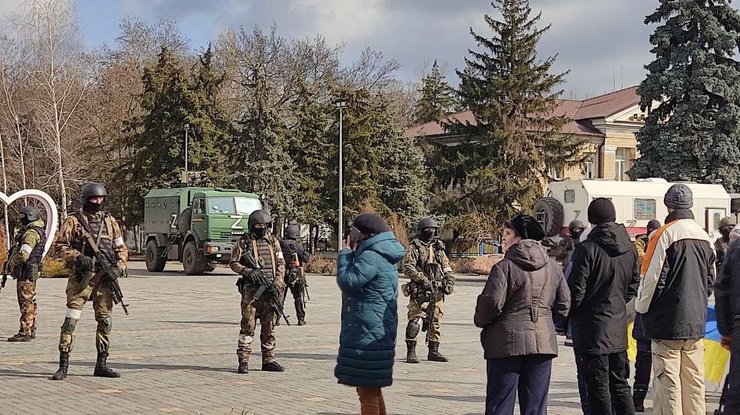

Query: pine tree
[445,0,584,233]
[630,0,740,190]
[414,60,458,123]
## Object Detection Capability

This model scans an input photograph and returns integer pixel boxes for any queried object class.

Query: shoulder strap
[74,212,107,260]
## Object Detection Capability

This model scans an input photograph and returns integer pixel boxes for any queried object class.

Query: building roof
[407,86,640,139]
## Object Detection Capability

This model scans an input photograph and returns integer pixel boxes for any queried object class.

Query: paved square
[0,262,722,414]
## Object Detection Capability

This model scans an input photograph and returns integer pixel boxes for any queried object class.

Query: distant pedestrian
[475,213,570,415]
[714,226,740,414]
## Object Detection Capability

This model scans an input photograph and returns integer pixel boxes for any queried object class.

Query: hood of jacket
[586,222,632,256]
[505,239,549,271]
[356,231,405,265]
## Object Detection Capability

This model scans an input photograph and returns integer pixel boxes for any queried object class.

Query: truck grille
[220,231,243,240]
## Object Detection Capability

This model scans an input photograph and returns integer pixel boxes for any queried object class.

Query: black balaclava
[83,198,104,213]
[569,228,584,240]
[420,228,436,242]
[253,227,268,239]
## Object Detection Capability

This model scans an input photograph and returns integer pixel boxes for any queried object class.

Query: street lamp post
[184,123,190,184]
[336,101,346,252]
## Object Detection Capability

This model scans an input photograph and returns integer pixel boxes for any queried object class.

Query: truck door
[191,196,208,242]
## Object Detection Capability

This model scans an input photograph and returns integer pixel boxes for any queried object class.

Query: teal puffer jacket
[334,232,405,388]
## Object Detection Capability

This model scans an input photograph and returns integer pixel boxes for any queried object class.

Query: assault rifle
[76,215,129,315]
[421,262,444,343]
[0,243,19,295]
[242,251,290,326]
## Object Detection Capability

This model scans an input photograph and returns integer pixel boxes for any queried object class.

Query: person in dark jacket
[568,198,639,415]
[635,184,715,415]
[474,213,570,415]
[335,213,405,415]
[279,224,310,325]
[714,226,740,414]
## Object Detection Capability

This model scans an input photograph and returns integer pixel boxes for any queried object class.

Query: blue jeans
[485,354,553,415]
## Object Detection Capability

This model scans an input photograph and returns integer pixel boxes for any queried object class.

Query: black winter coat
[716,241,740,336]
[568,222,640,355]
[474,240,570,359]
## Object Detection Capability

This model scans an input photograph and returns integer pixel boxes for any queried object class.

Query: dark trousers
[634,350,652,386]
[574,352,591,414]
[726,321,740,414]
[485,354,552,415]
[581,352,635,415]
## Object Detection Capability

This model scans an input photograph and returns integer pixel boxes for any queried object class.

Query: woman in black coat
[474,214,570,415]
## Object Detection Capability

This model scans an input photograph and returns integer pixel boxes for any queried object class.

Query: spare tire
[178,207,192,235]
[534,197,564,237]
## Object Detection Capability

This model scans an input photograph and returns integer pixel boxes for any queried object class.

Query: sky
[2,0,659,99]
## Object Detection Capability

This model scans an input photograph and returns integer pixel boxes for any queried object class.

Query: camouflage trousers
[406,297,445,343]
[16,279,37,335]
[237,289,277,364]
[57,273,113,354]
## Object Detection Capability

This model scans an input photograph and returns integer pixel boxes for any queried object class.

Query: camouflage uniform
[402,219,455,363]
[7,218,46,341]
[230,228,285,371]
[54,210,128,355]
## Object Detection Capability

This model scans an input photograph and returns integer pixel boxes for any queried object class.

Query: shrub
[42,257,71,278]
[305,255,337,275]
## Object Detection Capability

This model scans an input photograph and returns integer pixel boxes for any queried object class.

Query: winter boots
[93,352,121,378]
[7,333,33,342]
[262,361,285,372]
[406,340,420,363]
[633,384,648,412]
[51,352,69,380]
[427,341,448,362]
[237,361,249,374]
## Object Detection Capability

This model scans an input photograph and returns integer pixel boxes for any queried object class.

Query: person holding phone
[335,213,405,415]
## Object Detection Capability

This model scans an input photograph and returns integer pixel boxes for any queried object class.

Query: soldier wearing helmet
[549,219,586,268]
[229,209,286,374]
[402,217,455,363]
[279,224,310,326]
[6,205,46,342]
[50,182,128,381]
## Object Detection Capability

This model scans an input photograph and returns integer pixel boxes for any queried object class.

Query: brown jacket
[474,240,570,359]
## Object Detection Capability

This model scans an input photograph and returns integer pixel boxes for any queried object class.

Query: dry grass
[42,256,71,278]
[304,255,337,275]
[449,257,477,274]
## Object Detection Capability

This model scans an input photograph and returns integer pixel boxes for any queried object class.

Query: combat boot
[93,352,121,378]
[237,361,248,374]
[405,340,420,363]
[51,352,69,380]
[262,361,285,372]
[297,319,306,326]
[633,384,648,412]
[7,333,33,342]
[427,341,448,362]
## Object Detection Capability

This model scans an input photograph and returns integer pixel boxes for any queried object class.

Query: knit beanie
[664,184,693,209]
[647,219,661,234]
[587,198,617,225]
[352,213,390,235]
[506,213,545,241]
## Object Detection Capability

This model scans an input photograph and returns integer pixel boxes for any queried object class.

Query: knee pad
[61,317,78,333]
[97,316,113,334]
[406,319,421,339]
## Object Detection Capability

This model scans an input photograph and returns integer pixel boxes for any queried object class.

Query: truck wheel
[145,240,166,272]
[183,241,205,275]
[203,262,216,273]
[534,197,565,237]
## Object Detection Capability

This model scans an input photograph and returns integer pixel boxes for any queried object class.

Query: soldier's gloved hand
[75,255,94,273]
[419,277,433,290]
[243,270,261,285]
[109,267,123,282]
[444,279,454,295]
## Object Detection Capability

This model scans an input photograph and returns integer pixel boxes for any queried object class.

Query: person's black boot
[633,384,648,412]
[262,361,285,372]
[427,341,448,362]
[295,299,306,326]
[51,352,69,380]
[7,333,33,342]
[93,352,121,378]
[406,340,420,363]
[237,361,249,374]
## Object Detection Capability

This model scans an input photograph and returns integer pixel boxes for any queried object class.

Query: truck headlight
[206,245,220,253]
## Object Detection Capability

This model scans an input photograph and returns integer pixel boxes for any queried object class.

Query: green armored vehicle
[143,187,262,274]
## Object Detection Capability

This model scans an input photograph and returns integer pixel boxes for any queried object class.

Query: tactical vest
[241,234,277,278]
[11,226,46,280]
[281,239,301,270]
[74,212,115,260]
[411,238,443,271]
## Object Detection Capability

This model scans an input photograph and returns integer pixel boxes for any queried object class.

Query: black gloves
[443,278,455,295]
[75,255,94,273]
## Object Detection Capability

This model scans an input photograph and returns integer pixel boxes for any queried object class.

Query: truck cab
[144,187,262,274]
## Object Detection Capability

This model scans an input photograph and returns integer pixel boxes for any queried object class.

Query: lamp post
[336,101,346,252]
[184,123,190,184]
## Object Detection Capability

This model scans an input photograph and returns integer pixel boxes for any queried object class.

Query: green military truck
[143,187,263,274]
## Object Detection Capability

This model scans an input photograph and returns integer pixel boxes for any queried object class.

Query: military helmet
[248,209,272,230]
[80,182,108,204]
[20,205,41,222]
[417,217,439,233]
[284,224,300,239]
[568,219,585,230]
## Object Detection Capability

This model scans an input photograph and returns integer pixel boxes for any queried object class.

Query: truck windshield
[235,197,262,216]
[207,197,236,214]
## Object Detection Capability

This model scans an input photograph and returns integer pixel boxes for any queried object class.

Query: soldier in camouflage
[402,218,455,363]
[279,224,310,326]
[230,209,286,374]
[50,183,129,381]
[6,206,46,342]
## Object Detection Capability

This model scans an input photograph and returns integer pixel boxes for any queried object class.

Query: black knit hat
[647,219,661,234]
[587,198,617,225]
[506,213,545,241]
[352,213,390,235]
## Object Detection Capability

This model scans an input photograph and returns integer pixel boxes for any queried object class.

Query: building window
[615,148,629,181]
[564,189,576,203]
[582,154,596,179]
[634,198,656,220]
[548,166,564,180]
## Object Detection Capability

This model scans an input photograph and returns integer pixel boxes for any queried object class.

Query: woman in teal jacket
[335,213,405,415]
